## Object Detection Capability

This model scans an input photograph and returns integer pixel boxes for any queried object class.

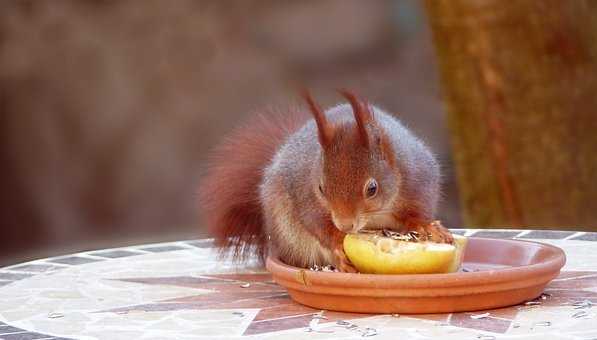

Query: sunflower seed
[240,283,251,288]
[541,293,552,300]
[304,327,333,333]
[361,327,378,337]
[476,335,496,340]
[470,313,490,319]
[408,231,420,241]
[573,300,593,309]
[572,310,589,318]
[322,265,337,272]
[310,264,338,272]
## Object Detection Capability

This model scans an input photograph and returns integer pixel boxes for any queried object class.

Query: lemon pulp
[343,234,467,274]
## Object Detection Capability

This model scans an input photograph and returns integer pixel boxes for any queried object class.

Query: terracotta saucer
[266,237,566,314]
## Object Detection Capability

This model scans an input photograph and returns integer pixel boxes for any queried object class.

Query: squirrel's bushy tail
[199,108,308,262]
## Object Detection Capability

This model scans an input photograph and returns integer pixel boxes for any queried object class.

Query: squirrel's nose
[333,217,356,233]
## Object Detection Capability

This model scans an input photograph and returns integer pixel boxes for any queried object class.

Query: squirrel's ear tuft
[302,89,333,148]
[338,89,372,148]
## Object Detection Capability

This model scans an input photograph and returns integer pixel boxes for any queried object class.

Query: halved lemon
[343,234,467,274]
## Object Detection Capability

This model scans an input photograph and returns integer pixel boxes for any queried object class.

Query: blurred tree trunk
[425,0,597,228]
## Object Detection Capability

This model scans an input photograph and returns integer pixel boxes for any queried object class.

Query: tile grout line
[0,238,233,271]
[251,312,318,324]
[73,253,116,260]
[514,230,531,238]
[173,242,200,249]
[0,330,27,335]
[0,266,68,274]
[464,229,479,237]
[551,273,597,282]
[564,231,585,240]
[180,238,215,243]
[2,261,70,272]
[34,261,74,269]
[117,248,153,254]
[0,270,36,276]
[130,241,204,252]
[1,239,208,271]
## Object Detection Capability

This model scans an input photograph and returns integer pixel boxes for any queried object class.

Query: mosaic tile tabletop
[1,229,597,340]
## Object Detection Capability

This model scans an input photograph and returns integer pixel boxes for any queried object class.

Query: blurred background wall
[0,0,461,266]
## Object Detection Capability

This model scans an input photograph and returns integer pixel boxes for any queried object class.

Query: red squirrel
[199,90,453,272]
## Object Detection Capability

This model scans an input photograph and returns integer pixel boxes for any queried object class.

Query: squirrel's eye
[365,179,378,198]
[318,183,324,195]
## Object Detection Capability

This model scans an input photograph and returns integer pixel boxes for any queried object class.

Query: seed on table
[476,335,496,340]
[572,299,593,309]
[361,327,378,337]
[571,310,588,318]
[541,293,552,300]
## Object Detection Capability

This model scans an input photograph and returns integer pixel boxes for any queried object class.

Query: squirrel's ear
[302,90,333,148]
[338,89,372,148]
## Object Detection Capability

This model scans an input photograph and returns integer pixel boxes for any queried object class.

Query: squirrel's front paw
[419,220,454,244]
[333,248,358,273]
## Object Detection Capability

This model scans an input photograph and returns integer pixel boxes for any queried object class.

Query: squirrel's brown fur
[199,108,309,262]
[199,91,452,271]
